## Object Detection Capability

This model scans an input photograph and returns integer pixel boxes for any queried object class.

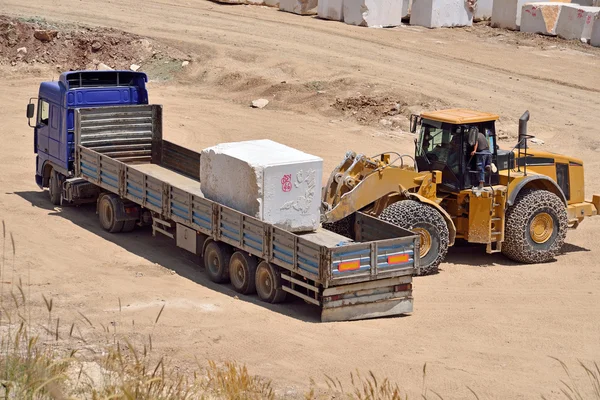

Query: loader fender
[507,175,567,207]
[406,193,456,247]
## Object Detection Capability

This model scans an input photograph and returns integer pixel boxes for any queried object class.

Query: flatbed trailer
[70,105,420,321]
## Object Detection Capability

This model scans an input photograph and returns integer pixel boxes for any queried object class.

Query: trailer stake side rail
[71,105,420,322]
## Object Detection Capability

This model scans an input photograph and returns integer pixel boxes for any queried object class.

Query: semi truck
[25,70,421,322]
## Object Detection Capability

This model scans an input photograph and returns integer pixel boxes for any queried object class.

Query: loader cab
[411,109,500,192]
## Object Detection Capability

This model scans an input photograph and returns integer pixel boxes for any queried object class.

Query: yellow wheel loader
[321,109,600,275]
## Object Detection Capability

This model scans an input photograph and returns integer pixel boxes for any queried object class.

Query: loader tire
[501,189,567,264]
[379,200,449,276]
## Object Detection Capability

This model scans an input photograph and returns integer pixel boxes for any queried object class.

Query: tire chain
[502,189,568,263]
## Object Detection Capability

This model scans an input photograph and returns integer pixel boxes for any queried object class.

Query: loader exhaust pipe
[518,110,530,148]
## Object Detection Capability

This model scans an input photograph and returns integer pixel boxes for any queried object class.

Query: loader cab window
[38,99,50,126]
[416,120,463,191]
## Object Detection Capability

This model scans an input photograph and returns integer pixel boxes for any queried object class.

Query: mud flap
[321,297,413,322]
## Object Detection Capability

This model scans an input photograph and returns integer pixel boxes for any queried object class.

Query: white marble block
[343,0,407,26]
[555,5,599,40]
[492,0,570,30]
[279,0,318,14]
[520,2,564,35]
[318,0,345,20]
[200,139,323,233]
[409,0,473,28]
[474,0,494,21]
[591,14,600,46]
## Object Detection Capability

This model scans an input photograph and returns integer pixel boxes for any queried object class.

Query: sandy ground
[1,0,600,398]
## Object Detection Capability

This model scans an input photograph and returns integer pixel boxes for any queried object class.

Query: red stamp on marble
[281,174,292,192]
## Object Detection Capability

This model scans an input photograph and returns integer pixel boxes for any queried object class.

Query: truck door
[36,99,50,155]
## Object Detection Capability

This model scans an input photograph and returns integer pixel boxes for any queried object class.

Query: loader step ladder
[486,189,507,254]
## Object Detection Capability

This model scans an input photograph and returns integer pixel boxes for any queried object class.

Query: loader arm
[321,166,428,223]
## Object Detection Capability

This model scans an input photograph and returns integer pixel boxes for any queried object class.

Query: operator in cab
[470,127,492,190]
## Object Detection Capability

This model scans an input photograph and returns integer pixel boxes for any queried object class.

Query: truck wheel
[48,169,62,206]
[255,261,287,304]
[98,195,125,233]
[502,189,568,263]
[121,220,137,233]
[229,252,258,295]
[203,241,232,283]
[379,200,449,276]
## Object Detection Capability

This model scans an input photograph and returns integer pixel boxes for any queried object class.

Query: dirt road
[1,0,600,398]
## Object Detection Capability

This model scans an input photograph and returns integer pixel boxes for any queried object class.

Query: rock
[591,14,600,46]
[97,63,113,71]
[34,29,58,42]
[279,0,318,15]
[530,137,545,145]
[251,99,269,108]
[130,64,141,71]
[91,41,103,52]
[200,139,323,232]
[520,3,564,36]
[318,0,345,21]
[181,60,190,67]
[16,47,27,54]
[379,118,393,127]
[555,5,599,41]
[410,0,473,28]
[344,0,407,26]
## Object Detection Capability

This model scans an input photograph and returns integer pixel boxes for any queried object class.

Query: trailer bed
[72,104,419,321]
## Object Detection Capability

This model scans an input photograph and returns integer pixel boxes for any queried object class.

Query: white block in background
[492,0,572,30]
[264,0,280,6]
[555,5,599,40]
[474,0,494,21]
[409,0,473,28]
[343,0,407,27]
[200,139,323,233]
[318,0,345,20]
[592,14,600,46]
[279,0,318,14]
[520,2,564,35]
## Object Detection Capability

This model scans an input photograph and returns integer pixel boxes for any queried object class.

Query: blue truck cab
[26,70,149,193]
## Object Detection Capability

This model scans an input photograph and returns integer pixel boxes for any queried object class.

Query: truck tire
[121,220,137,233]
[502,189,568,263]
[48,169,62,206]
[203,241,232,283]
[379,200,449,276]
[98,195,125,233]
[229,252,258,295]
[255,261,287,304]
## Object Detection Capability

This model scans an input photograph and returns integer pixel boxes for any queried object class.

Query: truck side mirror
[26,99,37,128]
[27,103,35,119]
[409,114,420,134]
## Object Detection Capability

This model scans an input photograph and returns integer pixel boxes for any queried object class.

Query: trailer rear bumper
[320,276,413,322]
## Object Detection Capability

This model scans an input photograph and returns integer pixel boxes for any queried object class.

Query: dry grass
[1,219,599,400]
